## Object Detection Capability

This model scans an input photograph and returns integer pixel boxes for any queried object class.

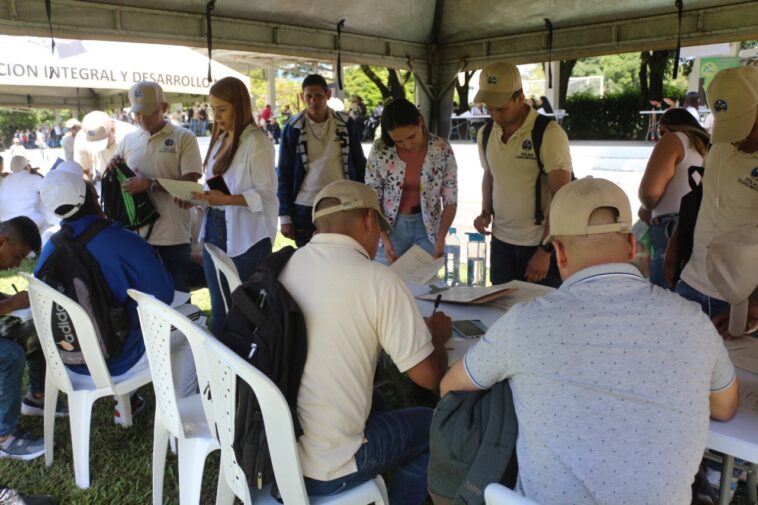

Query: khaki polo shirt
[478,109,572,246]
[681,143,758,298]
[116,122,202,246]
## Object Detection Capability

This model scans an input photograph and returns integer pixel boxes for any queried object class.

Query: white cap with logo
[706,65,758,144]
[128,81,166,115]
[544,177,632,244]
[40,168,87,219]
[474,62,523,108]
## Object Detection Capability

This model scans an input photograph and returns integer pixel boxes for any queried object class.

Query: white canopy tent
[0,35,249,111]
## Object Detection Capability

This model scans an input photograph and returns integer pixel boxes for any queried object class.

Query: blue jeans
[674,280,730,319]
[0,339,25,436]
[304,407,433,505]
[203,208,273,336]
[490,236,561,287]
[292,205,316,248]
[375,213,434,266]
[154,243,191,293]
[649,214,678,289]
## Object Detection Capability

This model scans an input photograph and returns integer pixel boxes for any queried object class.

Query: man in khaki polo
[112,81,202,292]
[279,180,451,504]
[673,66,758,325]
[473,62,572,287]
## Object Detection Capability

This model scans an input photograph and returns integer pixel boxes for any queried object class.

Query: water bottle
[444,228,461,286]
[466,232,487,287]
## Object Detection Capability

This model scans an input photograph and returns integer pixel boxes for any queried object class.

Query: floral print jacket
[366,133,458,243]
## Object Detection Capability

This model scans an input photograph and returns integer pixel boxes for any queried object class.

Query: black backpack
[428,381,518,505]
[101,163,160,238]
[36,219,130,365]
[218,246,307,495]
[481,114,576,225]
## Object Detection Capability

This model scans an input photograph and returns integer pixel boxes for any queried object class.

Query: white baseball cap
[128,81,166,115]
[65,118,81,129]
[54,160,85,177]
[9,155,30,173]
[706,66,758,144]
[40,169,87,219]
[474,62,523,108]
[545,177,632,244]
[81,111,112,152]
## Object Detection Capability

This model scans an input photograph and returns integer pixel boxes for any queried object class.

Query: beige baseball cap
[706,66,758,144]
[706,224,758,337]
[128,81,166,115]
[65,118,81,129]
[312,180,392,231]
[473,62,523,108]
[81,111,112,152]
[544,177,632,244]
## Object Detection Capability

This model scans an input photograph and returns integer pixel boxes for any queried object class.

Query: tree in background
[359,65,413,103]
[558,60,577,107]
[246,68,303,112]
[455,70,476,112]
[639,49,671,103]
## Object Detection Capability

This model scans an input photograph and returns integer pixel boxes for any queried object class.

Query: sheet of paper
[157,179,206,206]
[738,379,758,414]
[389,245,443,284]
[488,280,555,311]
[725,337,758,375]
[417,284,516,305]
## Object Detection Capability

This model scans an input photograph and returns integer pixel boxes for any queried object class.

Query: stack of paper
[389,245,444,284]
[416,284,516,305]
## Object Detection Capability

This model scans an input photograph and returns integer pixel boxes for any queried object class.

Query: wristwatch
[149,178,158,193]
[541,242,555,254]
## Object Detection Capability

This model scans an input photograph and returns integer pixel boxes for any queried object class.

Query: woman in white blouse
[192,76,278,335]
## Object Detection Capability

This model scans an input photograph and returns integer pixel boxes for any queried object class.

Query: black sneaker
[0,428,45,461]
[20,392,68,418]
[113,393,146,426]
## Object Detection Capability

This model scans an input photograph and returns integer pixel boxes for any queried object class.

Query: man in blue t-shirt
[35,162,196,423]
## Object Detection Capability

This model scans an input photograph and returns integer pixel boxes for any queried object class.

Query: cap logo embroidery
[751,167,758,178]
[714,99,728,112]
[487,75,497,85]
[522,139,533,151]
[134,89,143,98]
[164,139,174,146]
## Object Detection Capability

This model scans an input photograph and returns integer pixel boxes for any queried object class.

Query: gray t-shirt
[464,263,735,505]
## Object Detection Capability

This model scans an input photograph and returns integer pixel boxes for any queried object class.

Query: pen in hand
[12,284,19,294]
[431,293,442,317]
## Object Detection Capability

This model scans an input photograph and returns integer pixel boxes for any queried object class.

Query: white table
[708,367,758,505]
[414,282,758,503]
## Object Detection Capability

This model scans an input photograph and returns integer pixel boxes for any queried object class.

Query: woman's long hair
[380,98,423,147]
[204,76,257,175]
[658,107,710,156]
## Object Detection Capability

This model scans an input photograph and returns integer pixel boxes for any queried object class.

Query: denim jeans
[203,208,273,336]
[292,205,316,248]
[0,339,25,436]
[154,243,191,293]
[490,236,561,288]
[649,213,678,289]
[304,407,433,505]
[674,280,730,319]
[375,213,435,266]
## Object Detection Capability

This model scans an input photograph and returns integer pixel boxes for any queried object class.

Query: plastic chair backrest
[23,273,114,391]
[127,289,184,437]
[484,483,542,505]
[204,243,242,312]
[203,336,310,504]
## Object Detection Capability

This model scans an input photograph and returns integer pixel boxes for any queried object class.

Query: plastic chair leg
[152,415,170,505]
[177,438,209,505]
[114,393,133,427]
[68,393,95,489]
[374,476,389,505]
[43,378,59,467]
[215,470,235,505]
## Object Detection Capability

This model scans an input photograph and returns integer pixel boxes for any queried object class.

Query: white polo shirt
[116,122,202,246]
[279,233,434,481]
[681,142,758,298]
[478,109,572,246]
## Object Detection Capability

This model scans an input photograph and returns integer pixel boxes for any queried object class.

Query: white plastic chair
[178,321,388,505]
[484,483,542,505]
[23,273,152,489]
[203,243,242,312]
[128,289,222,505]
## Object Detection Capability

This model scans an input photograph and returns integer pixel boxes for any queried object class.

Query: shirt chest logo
[159,137,177,153]
[736,166,758,192]
[516,138,536,160]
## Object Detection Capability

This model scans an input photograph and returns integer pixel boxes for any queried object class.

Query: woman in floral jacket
[366,98,458,264]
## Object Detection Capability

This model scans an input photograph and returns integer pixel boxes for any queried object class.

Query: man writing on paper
[441,178,738,504]
[110,81,202,292]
